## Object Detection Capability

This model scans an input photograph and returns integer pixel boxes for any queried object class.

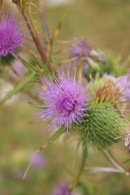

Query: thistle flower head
[52,183,73,195]
[70,38,92,58]
[0,13,25,58]
[36,70,91,130]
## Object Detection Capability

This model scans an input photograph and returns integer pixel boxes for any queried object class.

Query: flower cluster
[35,68,130,149]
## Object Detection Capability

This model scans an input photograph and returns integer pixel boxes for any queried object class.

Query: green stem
[70,142,88,191]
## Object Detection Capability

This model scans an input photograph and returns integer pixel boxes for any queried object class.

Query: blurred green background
[1,0,130,194]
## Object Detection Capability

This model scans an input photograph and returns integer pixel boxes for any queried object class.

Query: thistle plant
[0,1,130,194]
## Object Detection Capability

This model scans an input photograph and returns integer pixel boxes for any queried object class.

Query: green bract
[80,102,128,149]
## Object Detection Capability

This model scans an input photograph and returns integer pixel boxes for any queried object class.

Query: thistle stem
[70,142,87,191]
[12,0,52,72]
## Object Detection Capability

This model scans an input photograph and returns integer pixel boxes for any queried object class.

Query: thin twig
[103,150,129,175]
[103,150,124,171]
[85,167,125,174]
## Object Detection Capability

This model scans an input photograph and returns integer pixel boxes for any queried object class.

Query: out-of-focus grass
[1,0,130,194]
[1,94,130,194]
[43,0,130,53]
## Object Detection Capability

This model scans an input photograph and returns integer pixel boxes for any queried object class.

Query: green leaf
[0,71,35,105]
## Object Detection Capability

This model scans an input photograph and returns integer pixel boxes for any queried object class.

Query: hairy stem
[12,0,52,72]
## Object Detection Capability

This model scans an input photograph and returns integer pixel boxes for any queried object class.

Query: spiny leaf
[0,71,35,105]
[51,13,66,46]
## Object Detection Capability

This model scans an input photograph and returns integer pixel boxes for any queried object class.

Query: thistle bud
[80,102,128,149]
[79,76,130,149]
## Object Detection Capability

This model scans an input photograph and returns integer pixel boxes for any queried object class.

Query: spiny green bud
[80,102,129,149]
[78,76,130,150]
[85,51,119,80]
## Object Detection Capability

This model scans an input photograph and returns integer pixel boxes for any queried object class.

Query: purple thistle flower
[116,73,130,102]
[70,38,92,58]
[0,13,25,57]
[52,183,73,195]
[36,70,91,130]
